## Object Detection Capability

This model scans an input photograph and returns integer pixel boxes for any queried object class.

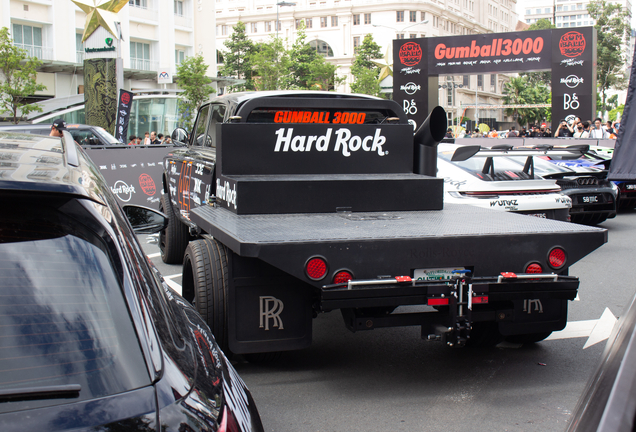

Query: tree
[350,34,384,96]
[307,57,345,91]
[250,36,291,91]
[502,76,550,127]
[587,0,631,111]
[0,27,46,124]
[520,19,556,89]
[175,54,215,129]
[288,22,319,89]
[219,22,256,91]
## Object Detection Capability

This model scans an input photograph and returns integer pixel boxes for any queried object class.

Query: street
[142,209,636,432]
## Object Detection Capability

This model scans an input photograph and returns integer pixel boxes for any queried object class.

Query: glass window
[265,21,272,32]
[477,74,483,88]
[306,18,312,28]
[557,6,562,11]
[353,14,360,25]
[526,9,531,15]
[490,74,496,86]
[174,0,184,15]
[545,8,550,13]
[364,13,371,24]
[463,75,469,88]
[192,104,211,147]
[204,104,226,149]
[129,0,147,7]
[421,11,426,21]
[353,36,360,53]
[331,16,338,26]
[409,33,417,38]
[396,11,404,22]
[410,11,417,22]
[396,33,405,39]
[320,17,327,27]
[0,204,150,413]
[175,49,185,65]
[251,22,258,32]
[12,24,43,58]
[130,41,150,70]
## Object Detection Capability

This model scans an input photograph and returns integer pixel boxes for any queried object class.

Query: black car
[0,131,263,431]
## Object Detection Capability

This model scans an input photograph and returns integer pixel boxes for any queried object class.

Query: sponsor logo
[565,114,577,125]
[400,67,421,75]
[159,71,170,79]
[560,75,584,88]
[273,127,388,157]
[408,119,417,131]
[523,299,543,314]
[560,58,584,67]
[434,37,544,60]
[216,178,237,209]
[563,93,580,110]
[399,42,422,66]
[559,31,585,58]
[105,38,113,47]
[139,173,156,196]
[400,82,421,95]
[121,92,131,104]
[403,99,417,115]
[111,180,135,202]
[490,199,519,207]
[273,111,366,124]
[259,296,284,330]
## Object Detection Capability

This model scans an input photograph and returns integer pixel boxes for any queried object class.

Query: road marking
[546,307,617,349]
[163,277,182,295]
[147,252,161,258]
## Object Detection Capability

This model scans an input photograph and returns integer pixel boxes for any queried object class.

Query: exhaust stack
[413,106,447,177]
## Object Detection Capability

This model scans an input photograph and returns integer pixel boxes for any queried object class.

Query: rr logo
[259,296,284,330]
[523,299,543,314]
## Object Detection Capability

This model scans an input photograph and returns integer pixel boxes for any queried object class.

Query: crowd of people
[127,130,172,145]
[449,117,620,139]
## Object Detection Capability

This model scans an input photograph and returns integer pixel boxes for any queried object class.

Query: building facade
[0,0,216,100]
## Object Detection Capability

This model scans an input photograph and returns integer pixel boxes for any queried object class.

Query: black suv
[0,131,263,431]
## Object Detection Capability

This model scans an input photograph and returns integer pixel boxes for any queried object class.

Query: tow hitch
[426,271,474,347]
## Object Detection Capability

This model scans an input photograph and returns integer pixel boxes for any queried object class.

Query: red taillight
[219,405,241,432]
[306,257,328,280]
[525,263,543,274]
[548,247,567,269]
[428,297,449,306]
[333,270,352,284]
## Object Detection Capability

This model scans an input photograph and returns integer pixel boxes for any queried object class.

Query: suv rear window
[0,202,150,412]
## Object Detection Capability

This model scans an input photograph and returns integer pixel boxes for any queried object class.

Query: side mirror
[122,204,169,234]
[171,127,189,146]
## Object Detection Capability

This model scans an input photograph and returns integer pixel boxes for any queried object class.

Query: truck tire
[159,193,190,264]
[182,238,230,354]
[505,332,552,344]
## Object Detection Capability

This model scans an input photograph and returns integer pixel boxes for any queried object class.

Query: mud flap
[498,298,568,336]
[227,254,313,354]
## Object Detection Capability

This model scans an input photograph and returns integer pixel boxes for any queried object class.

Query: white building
[0,0,216,100]
[215,0,519,126]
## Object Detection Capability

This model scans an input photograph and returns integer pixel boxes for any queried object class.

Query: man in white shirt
[589,118,609,139]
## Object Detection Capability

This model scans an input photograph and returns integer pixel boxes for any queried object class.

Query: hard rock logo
[399,42,422,66]
[559,31,585,58]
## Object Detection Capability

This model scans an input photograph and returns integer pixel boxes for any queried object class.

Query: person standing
[589,118,609,139]
[128,135,137,145]
[555,120,574,137]
[49,119,66,137]
[150,131,161,144]
[508,126,519,137]
[143,132,151,145]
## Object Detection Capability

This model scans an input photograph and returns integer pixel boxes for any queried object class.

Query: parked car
[437,143,572,221]
[0,122,121,146]
[0,131,264,431]
[507,154,618,225]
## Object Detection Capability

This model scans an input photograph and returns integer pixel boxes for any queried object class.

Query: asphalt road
[140,209,636,432]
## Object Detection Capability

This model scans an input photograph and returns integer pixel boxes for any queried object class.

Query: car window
[92,127,120,145]
[193,105,211,147]
[204,104,226,149]
[68,129,100,146]
[0,204,150,412]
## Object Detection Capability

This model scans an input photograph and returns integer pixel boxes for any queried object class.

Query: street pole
[276,1,296,40]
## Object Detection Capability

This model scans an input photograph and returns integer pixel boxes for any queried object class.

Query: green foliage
[350,34,384,97]
[250,36,291,91]
[0,27,46,124]
[609,104,624,121]
[527,19,556,31]
[175,54,215,129]
[307,57,345,91]
[587,0,631,110]
[219,22,256,91]
[288,22,319,89]
[502,76,550,127]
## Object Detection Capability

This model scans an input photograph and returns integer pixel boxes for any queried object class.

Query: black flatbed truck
[161,91,606,357]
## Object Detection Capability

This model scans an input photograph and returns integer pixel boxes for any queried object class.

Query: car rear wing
[451,145,590,178]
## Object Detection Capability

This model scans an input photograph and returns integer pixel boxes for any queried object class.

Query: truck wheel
[182,238,230,354]
[159,194,190,264]
[505,332,552,344]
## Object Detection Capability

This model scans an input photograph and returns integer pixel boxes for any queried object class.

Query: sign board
[114,89,134,143]
[158,71,173,84]
[393,28,597,131]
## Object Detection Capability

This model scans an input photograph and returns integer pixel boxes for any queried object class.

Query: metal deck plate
[191,203,604,244]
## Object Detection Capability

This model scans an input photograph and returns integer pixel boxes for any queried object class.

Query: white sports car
[437,143,572,221]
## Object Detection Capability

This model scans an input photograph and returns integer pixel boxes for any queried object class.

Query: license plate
[627,184,636,190]
[414,267,465,281]
[580,195,602,204]
[526,213,547,218]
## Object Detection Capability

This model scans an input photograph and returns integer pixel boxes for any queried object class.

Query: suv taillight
[548,247,566,269]
[306,256,328,280]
